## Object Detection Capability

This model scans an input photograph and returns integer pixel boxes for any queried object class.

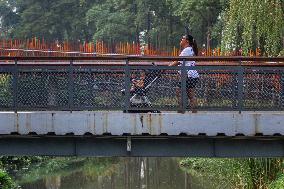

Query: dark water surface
[16,158,198,189]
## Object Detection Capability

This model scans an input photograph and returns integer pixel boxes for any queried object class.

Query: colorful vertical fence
[0,38,263,57]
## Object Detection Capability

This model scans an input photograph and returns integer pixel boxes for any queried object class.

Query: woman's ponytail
[186,35,198,56]
[192,39,198,56]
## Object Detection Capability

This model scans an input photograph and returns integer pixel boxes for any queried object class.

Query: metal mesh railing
[78,69,125,109]
[196,70,238,110]
[17,68,69,109]
[243,69,283,110]
[0,69,13,109]
[0,56,283,112]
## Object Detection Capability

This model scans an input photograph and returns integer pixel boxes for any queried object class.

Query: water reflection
[17,158,196,189]
[45,176,61,189]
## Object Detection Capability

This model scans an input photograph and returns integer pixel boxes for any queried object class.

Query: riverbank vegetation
[0,169,16,189]
[0,156,120,188]
[180,158,284,189]
[1,157,284,188]
[0,156,46,188]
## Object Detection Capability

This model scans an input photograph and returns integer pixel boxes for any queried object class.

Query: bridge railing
[0,56,283,112]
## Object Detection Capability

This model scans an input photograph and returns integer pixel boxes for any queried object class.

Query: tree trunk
[206,30,211,51]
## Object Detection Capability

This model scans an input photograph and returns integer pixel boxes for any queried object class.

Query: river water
[15,157,203,189]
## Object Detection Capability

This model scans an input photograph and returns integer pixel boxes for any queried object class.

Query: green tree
[143,0,184,48]
[221,0,284,56]
[86,0,137,43]
[12,0,93,41]
[86,0,185,48]
[0,0,20,38]
[173,0,227,49]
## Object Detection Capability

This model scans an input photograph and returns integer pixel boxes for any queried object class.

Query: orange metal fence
[200,47,261,57]
[0,38,262,57]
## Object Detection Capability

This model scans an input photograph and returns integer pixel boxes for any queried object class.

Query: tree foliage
[12,0,93,41]
[0,0,283,55]
[86,0,137,42]
[0,0,20,37]
[221,0,284,56]
[173,0,228,48]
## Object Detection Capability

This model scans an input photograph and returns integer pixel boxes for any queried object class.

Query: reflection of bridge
[0,56,283,157]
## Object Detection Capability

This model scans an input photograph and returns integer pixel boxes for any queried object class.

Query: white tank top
[179,46,199,78]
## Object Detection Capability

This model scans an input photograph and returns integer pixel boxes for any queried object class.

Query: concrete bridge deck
[0,111,284,157]
[0,111,283,136]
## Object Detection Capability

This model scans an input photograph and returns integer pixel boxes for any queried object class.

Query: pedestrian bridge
[1,111,284,157]
[0,56,283,157]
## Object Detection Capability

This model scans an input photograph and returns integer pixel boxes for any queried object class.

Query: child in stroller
[122,67,160,113]
[130,70,151,106]
[130,71,145,93]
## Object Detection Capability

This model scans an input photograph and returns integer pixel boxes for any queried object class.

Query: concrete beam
[0,136,283,157]
[0,111,283,136]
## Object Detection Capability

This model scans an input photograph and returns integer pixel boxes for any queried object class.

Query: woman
[169,34,199,113]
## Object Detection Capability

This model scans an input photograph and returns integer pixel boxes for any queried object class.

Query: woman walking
[169,34,199,113]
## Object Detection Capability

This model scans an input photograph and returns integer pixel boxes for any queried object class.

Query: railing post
[68,59,74,111]
[281,72,284,110]
[12,58,18,112]
[124,58,130,112]
[181,59,187,113]
[237,61,244,113]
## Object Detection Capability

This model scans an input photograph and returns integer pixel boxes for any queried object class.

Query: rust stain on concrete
[253,114,260,134]
[133,115,137,134]
[51,113,55,131]
[26,113,31,132]
[93,113,96,134]
[158,114,162,133]
[147,114,152,134]
[103,112,108,133]
[140,115,144,128]
[15,113,19,132]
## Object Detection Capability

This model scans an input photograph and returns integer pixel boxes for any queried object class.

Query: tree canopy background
[0,0,283,56]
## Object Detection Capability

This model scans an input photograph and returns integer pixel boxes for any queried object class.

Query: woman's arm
[169,60,180,67]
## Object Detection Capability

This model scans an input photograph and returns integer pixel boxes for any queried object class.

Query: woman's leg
[188,88,197,113]
[176,87,184,113]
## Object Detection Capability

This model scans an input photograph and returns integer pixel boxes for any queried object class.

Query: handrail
[0,57,283,112]
[0,56,283,62]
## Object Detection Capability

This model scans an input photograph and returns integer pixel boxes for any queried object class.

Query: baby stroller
[121,65,161,113]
